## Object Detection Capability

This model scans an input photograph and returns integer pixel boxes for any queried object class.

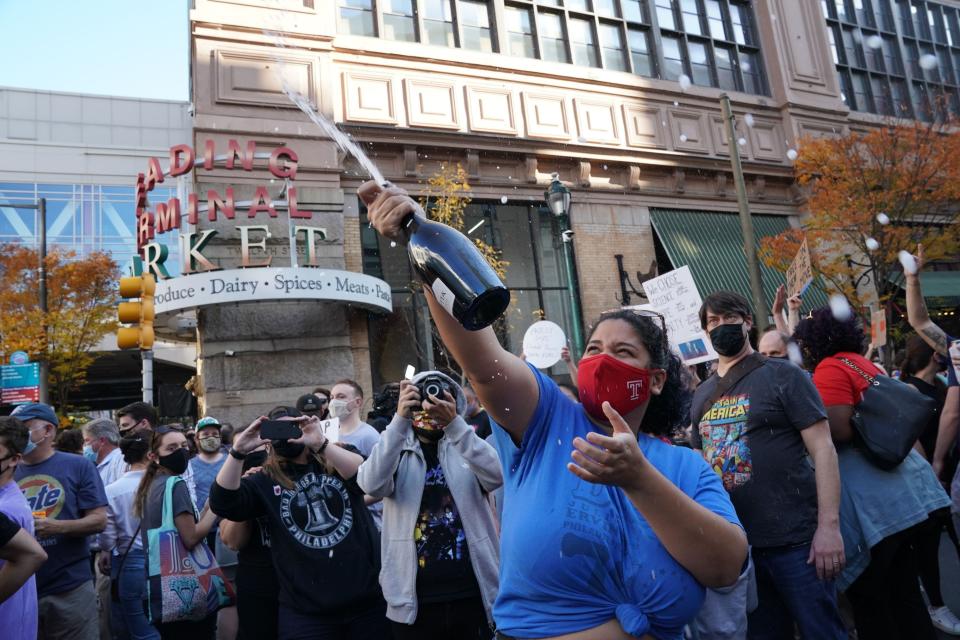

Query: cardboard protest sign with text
[641,265,718,365]
[870,310,887,347]
[786,239,814,297]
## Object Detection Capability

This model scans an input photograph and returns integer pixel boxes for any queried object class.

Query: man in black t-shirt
[691,291,846,640]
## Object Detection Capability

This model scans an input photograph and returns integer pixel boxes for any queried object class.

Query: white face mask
[328,399,352,420]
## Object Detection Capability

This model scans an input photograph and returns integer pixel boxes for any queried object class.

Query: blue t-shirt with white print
[491,365,741,639]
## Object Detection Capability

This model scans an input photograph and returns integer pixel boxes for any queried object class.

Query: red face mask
[576,353,657,422]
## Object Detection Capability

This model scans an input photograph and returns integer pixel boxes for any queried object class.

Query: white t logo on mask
[626,380,645,400]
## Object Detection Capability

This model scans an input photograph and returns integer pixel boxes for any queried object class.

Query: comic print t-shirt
[691,357,826,548]
[414,441,480,604]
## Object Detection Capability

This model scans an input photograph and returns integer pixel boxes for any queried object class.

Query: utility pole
[720,94,769,329]
[142,350,154,403]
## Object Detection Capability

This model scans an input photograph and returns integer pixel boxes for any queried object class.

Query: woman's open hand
[567,402,649,491]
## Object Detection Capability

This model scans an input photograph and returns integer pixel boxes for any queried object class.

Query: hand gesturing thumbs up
[566,401,649,491]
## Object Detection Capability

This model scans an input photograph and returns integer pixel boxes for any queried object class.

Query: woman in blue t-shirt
[362,182,747,640]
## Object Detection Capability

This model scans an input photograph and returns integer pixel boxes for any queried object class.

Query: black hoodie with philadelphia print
[210,452,382,616]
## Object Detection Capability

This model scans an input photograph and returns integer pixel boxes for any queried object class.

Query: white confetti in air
[829,294,852,321]
[841,92,847,102]
[500,195,508,204]
[919,54,938,70]
[786,148,798,160]
[866,35,883,49]
[678,74,691,91]
[865,237,879,251]
[876,212,890,225]
[679,134,688,142]
[744,113,755,127]
[737,137,747,146]
[787,342,804,367]
[673,100,679,106]
[389,241,397,248]
[898,250,918,275]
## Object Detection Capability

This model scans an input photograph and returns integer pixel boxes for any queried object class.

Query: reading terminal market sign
[132,140,392,334]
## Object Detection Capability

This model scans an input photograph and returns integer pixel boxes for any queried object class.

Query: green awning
[891,271,960,303]
[650,208,830,315]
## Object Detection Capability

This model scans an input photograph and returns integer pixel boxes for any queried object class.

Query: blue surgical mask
[22,438,37,456]
[83,445,97,463]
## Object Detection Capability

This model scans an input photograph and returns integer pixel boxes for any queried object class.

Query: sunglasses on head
[600,308,671,356]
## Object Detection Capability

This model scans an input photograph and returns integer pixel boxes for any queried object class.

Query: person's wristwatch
[316,437,330,455]
[229,448,247,461]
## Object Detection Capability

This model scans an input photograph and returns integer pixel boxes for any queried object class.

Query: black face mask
[272,440,306,459]
[158,448,190,475]
[709,323,748,357]
[413,427,445,442]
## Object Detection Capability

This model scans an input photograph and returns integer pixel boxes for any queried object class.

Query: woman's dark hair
[54,429,83,455]
[587,310,692,437]
[119,432,150,465]
[793,307,866,368]
[899,335,937,378]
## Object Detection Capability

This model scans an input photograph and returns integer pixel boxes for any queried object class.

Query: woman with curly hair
[362,181,746,640]
[793,307,950,640]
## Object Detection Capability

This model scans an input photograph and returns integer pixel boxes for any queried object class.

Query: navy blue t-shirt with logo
[16,451,108,598]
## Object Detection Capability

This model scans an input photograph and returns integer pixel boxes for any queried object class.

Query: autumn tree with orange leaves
[0,245,119,412]
[759,118,960,315]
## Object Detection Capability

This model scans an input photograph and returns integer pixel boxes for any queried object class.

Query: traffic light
[117,274,156,349]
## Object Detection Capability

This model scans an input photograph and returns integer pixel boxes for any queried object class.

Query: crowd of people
[0,183,956,640]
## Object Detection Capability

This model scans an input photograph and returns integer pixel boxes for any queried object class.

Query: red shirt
[812,352,882,406]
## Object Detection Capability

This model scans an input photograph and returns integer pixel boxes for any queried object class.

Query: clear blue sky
[0,0,189,101]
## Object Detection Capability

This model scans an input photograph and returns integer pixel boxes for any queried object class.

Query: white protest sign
[318,417,340,443]
[640,265,718,365]
[522,320,567,369]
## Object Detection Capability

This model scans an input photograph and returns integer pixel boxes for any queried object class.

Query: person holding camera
[210,407,388,640]
[358,371,501,640]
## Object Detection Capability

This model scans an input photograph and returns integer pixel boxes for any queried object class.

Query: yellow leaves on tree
[418,163,509,278]
[759,118,960,310]
[0,245,119,411]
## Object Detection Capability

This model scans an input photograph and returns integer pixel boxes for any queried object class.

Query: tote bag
[146,476,235,624]
[838,357,936,470]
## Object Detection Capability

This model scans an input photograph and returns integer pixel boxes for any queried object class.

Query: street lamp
[544,174,584,359]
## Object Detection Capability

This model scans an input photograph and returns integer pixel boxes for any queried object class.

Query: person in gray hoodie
[357,371,502,640]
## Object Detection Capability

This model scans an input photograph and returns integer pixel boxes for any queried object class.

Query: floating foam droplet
[898,250,918,275]
[865,237,879,251]
[679,134,688,142]
[673,100,679,106]
[876,212,890,225]
[741,60,751,72]
[829,294,852,321]
[744,113,755,127]
[841,92,847,102]
[389,241,397,248]
[737,137,747,146]
[866,35,883,49]
[678,74,691,91]
[787,342,804,367]
[786,148,798,160]
[919,54,938,70]
[500,195,509,204]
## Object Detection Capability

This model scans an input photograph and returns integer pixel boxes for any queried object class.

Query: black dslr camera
[416,374,453,401]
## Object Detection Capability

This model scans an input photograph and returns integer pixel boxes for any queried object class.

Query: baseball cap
[195,416,221,432]
[296,394,323,413]
[11,403,59,427]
